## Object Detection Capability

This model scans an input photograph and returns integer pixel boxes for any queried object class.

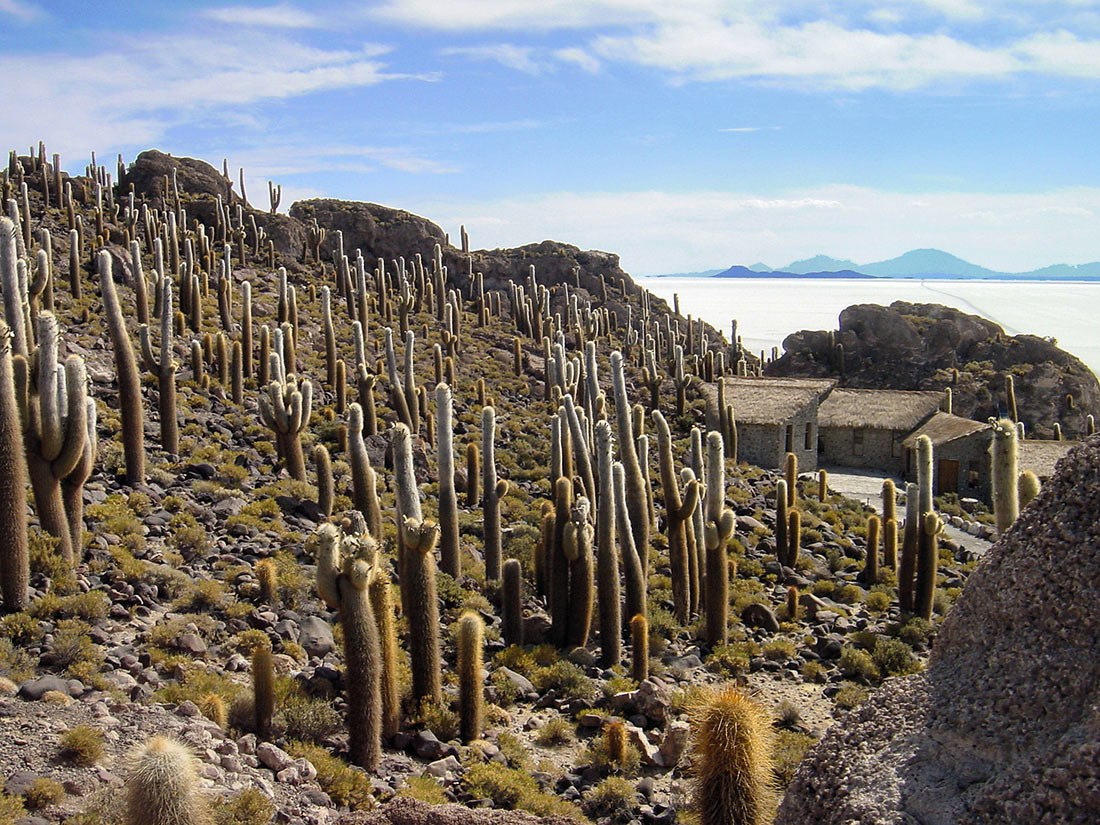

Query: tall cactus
[0,320,29,610]
[990,418,1019,535]
[368,568,401,739]
[653,411,700,624]
[98,250,145,485]
[703,431,734,646]
[14,312,88,562]
[860,514,880,586]
[563,496,595,648]
[915,512,942,621]
[501,558,524,647]
[257,351,312,482]
[482,405,507,582]
[898,482,920,614]
[435,383,460,578]
[610,352,649,575]
[312,522,382,769]
[775,480,789,567]
[613,462,646,630]
[392,423,441,706]
[1,218,28,357]
[139,277,179,457]
[916,434,933,517]
[595,420,620,666]
[457,611,484,743]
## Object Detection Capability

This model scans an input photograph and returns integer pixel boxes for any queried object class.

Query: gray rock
[298,616,334,658]
[19,675,71,700]
[257,742,295,772]
[741,602,781,632]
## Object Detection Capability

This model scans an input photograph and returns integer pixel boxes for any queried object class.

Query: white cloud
[0,0,41,20]
[371,0,1100,90]
[555,47,601,73]
[440,44,543,73]
[0,32,433,162]
[405,185,1100,275]
[203,3,321,28]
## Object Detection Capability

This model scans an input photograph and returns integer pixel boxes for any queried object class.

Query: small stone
[297,616,334,658]
[655,721,690,768]
[426,755,461,777]
[257,742,295,772]
[741,603,781,632]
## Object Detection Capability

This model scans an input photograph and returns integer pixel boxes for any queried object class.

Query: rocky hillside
[766,301,1099,439]
[0,146,989,825]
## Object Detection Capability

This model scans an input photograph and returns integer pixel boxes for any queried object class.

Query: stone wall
[904,430,993,504]
[819,426,906,475]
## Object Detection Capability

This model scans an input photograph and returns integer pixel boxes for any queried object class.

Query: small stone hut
[818,388,944,474]
[1019,439,1077,481]
[722,377,835,470]
[902,412,992,501]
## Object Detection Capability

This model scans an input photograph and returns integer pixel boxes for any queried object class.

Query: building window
[804,422,813,450]
[785,425,793,453]
[853,429,864,456]
[968,460,981,488]
[891,432,902,458]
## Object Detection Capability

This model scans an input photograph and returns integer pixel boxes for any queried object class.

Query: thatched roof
[1019,440,1077,479]
[902,412,990,447]
[818,388,944,431]
[722,377,836,425]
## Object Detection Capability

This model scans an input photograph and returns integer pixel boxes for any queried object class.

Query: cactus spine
[457,611,485,743]
[611,352,650,576]
[501,558,524,646]
[139,276,179,457]
[435,384,460,578]
[252,647,275,740]
[631,613,648,683]
[313,522,383,768]
[482,405,507,582]
[1018,470,1041,510]
[124,736,211,825]
[861,514,880,586]
[98,250,145,485]
[393,423,442,706]
[691,687,774,825]
[915,512,941,621]
[653,411,700,624]
[916,434,933,517]
[898,482,920,613]
[703,431,734,646]
[595,420,621,666]
[0,321,28,610]
[990,417,1019,535]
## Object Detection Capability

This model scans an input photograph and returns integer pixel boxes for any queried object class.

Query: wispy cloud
[0,32,434,160]
[371,0,1100,90]
[555,47,601,73]
[440,44,543,73]
[203,3,321,28]
[0,0,41,20]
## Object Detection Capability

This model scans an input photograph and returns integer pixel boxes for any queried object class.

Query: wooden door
[938,459,959,494]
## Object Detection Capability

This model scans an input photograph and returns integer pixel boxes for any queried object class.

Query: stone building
[817,388,945,475]
[722,377,835,471]
[1019,439,1077,482]
[901,412,993,501]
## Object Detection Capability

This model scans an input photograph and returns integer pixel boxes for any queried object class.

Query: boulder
[777,436,1100,824]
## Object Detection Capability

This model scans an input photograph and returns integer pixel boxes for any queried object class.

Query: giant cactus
[990,417,1019,535]
[482,405,508,582]
[139,277,179,457]
[257,350,312,482]
[653,411,700,623]
[594,420,620,666]
[0,320,29,610]
[703,431,734,646]
[435,383,460,577]
[98,250,145,485]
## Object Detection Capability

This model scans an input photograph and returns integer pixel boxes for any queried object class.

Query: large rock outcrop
[768,301,1099,438]
[777,435,1100,824]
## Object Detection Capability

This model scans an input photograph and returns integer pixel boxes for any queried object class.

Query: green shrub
[761,639,796,661]
[529,661,596,702]
[772,730,816,787]
[398,776,449,805]
[214,787,276,825]
[838,646,877,682]
[287,743,373,810]
[584,776,635,817]
[865,591,890,614]
[461,764,583,821]
[533,717,574,746]
[415,699,460,742]
[872,638,921,677]
[833,682,869,710]
[24,777,64,809]
[59,726,104,766]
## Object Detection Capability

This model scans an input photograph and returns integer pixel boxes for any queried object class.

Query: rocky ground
[0,149,983,825]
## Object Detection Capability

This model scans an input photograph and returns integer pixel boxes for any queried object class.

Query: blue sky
[3,0,1100,274]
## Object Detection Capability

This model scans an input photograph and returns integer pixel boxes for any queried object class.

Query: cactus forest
[0,146,1026,825]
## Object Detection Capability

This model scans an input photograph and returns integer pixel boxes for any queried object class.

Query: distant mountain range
[657,248,1100,280]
